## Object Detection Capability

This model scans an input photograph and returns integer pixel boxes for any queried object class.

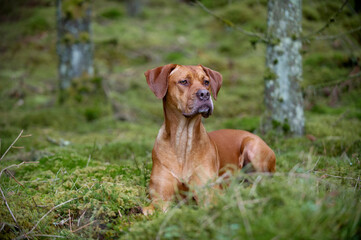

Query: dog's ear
[201,65,223,100]
[145,64,177,99]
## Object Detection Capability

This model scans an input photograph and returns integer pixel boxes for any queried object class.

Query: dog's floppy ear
[145,64,177,99]
[201,65,223,100]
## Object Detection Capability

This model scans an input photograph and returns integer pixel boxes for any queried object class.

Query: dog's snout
[196,89,210,101]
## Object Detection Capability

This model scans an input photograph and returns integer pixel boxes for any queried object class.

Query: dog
[142,64,276,215]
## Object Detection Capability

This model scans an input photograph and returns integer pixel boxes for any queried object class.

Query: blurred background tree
[125,0,143,17]
[56,0,93,100]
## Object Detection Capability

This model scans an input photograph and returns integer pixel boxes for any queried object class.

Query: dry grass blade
[72,220,96,233]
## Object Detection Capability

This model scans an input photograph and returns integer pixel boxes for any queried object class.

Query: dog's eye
[179,80,189,86]
[204,80,210,86]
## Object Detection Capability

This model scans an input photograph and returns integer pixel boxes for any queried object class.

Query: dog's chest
[154,122,217,181]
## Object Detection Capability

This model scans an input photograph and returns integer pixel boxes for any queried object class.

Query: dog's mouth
[183,103,213,118]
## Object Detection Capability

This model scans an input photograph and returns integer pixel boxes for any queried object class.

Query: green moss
[79,31,90,43]
[62,0,90,19]
[0,0,361,238]
[264,67,278,81]
[62,32,75,44]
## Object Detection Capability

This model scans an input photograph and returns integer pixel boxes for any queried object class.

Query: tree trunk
[126,0,143,17]
[56,0,93,92]
[263,0,304,135]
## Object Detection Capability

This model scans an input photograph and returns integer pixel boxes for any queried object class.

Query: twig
[31,235,65,238]
[0,222,5,232]
[0,186,20,230]
[72,220,96,233]
[306,157,321,173]
[5,169,24,188]
[195,0,268,43]
[0,130,24,161]
[0,162,39,179]
[355,177,360,192]
[20,134,32,138]
[306,72,361,90]
[77,209,87,227]
[18,198,77,239]
[301,0,349,40]
[314,171,361,181]
[315,26,361,40]
[68,209,72,232]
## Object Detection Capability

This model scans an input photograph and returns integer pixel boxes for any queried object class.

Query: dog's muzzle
[183,89,213,118]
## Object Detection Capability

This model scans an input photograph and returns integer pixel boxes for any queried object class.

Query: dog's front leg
[142,165,178,215]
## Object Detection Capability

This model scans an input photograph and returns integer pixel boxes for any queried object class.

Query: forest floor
[0,0,361,239]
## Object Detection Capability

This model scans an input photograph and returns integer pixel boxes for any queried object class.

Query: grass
[0,0,361,239]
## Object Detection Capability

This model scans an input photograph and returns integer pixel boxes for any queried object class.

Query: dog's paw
[141,205,155,216]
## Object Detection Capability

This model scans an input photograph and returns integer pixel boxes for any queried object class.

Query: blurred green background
[0,0,360,239]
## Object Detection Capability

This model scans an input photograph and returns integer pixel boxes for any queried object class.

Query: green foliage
[25,15,51,34]
[303,5,321,21]
[221,116,260,132]
[100,8,124,20]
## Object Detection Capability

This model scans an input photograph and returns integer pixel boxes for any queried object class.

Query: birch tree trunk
[264,0,304,135]
[56,0,93,92]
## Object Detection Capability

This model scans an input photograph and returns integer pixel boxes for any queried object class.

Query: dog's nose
[196,89,210,101]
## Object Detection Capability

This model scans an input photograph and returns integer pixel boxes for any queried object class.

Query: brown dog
[143,64,275,215]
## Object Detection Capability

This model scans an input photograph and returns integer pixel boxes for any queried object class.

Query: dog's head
[145,64,222,118]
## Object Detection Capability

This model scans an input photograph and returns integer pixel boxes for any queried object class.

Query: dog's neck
[160,99,209,164]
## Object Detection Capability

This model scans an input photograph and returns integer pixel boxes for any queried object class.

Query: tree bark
[56,0,93,91]
[264,0,304,135]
